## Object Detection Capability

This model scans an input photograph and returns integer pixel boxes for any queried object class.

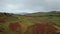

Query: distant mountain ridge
[0,11,60,16]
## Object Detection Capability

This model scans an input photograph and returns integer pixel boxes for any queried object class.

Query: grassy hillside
[0,11,60,34]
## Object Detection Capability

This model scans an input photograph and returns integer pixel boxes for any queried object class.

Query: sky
[0,0,60,13]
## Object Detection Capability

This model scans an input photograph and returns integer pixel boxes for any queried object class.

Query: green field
[0,11,60,34]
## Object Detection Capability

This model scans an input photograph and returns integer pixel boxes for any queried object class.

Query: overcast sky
[0,0,60,13]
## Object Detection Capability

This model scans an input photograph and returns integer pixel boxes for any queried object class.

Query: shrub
[9,22,22,31]
[25,24,56,34]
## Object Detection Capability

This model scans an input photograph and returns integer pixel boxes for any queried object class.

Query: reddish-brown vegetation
[9,22,22,31]
[0,20,6,23]
[0,17,7,23]
[25,24,56,34]
[28,17,50,23]
[9,23,16,31]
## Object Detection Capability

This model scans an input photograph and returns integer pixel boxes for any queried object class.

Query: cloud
[45,0,60,11]
[0,0,60,13]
